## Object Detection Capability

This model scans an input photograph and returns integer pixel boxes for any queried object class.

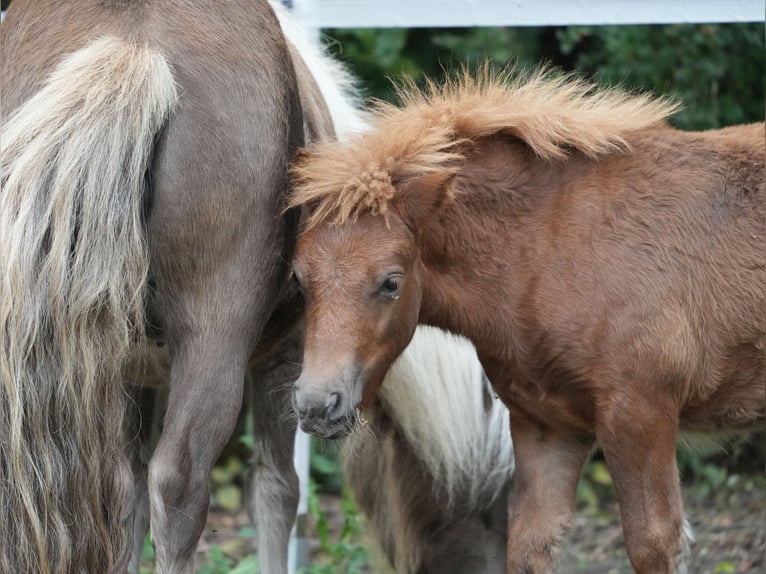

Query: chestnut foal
[287,71,765,573]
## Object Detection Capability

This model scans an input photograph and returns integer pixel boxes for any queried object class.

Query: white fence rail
[292,0,764,28]
[7,2,760,27]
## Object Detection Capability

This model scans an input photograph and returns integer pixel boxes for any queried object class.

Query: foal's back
[478,121,765,430]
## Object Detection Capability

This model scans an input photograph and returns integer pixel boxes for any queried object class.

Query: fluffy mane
[289,66,680,228]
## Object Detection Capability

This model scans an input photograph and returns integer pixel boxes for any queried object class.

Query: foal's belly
[489,354,765,438]
[679,389,765,433]
[679,338,765,432]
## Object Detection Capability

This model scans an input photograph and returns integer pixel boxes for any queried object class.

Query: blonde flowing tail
[0,37,177,574]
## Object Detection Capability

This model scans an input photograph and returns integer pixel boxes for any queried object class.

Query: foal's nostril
[294,386,347,429]
[325,392,343,422]
[325,392,340,410]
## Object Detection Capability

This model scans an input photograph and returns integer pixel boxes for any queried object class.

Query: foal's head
[291,170,455,438]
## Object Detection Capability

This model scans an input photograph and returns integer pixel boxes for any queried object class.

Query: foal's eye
[379,274,402,300]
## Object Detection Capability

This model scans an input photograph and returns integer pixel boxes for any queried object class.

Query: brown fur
[289,71,765,574]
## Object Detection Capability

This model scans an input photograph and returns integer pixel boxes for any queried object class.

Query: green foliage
[576,460,616,515]
[211,457,246,511]
[310,440,344,494]
[678,446,731,504]
[556,24,765,129]
[196,546,236,574]
[300,480,370,574]
[325,27,541,101]
[326,24,764,132]
[195,547,260,574]
[140,534,261,574]
[714,561,736,573]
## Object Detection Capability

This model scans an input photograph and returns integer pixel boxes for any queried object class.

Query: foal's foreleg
[597,394,689,573]
[148,339,250,574]
[506,414,592,573]
[246,335,302,574]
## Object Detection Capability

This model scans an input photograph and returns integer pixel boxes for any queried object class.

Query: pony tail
[0,37,177,573]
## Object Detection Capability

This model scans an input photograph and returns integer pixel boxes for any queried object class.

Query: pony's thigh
[246,332,302,574]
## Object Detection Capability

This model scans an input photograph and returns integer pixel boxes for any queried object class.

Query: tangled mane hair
[288,65,680,229]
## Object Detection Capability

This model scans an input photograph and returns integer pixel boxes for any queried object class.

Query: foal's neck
[416,137,580,359]
[417,193,517,355]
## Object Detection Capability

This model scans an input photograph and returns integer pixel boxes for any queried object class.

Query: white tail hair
[380,326,514,509]
[269,0,370,140]
[0,37,177,573]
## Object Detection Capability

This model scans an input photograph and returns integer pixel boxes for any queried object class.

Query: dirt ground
[557,485,765,574]
[197,471,765,573]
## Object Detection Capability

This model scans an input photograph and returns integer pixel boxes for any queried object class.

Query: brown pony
[287,69,765,573]
[1,1,304,573]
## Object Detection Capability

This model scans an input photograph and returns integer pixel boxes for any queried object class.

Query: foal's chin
[299,414,357,440]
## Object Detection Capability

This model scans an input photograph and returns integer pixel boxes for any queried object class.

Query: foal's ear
[394,170,457,230]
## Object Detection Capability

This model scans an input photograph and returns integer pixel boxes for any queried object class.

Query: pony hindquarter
[128,3,366,573]
[1,1,304,573]
[0,33,176,574]
[342,326,512,574]
[287,70,765,574]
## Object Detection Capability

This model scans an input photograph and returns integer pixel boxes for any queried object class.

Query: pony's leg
[144,27,302,566]
[506,414,592,573]
[148,333,253,573]
[419,516,508,574]
[126,387,165,574]
[597,397,688,573]
[128,471,150,574]
[246,332,302,574]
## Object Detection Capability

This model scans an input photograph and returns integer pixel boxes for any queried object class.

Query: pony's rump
[0,36,177,573]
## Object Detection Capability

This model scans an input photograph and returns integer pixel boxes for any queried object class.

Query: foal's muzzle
[292,386,355,439]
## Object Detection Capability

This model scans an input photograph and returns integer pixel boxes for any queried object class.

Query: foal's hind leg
[246,329,302,574]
